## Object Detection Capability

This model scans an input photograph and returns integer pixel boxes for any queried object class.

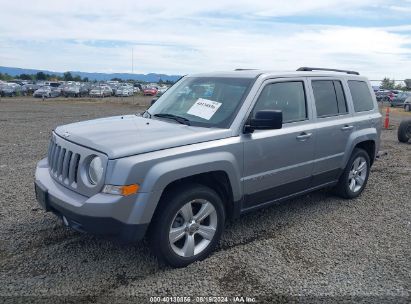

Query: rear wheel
[334,148,370,199]
[398,119,411,143]
[149,184,225,267]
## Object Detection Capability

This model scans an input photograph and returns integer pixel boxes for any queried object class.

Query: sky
[0,0,410,80]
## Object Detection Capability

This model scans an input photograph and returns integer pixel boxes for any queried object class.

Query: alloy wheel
[169,199,217,257]
[348,156,368,193]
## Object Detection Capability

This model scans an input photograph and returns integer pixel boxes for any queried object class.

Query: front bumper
[34,158,149,242]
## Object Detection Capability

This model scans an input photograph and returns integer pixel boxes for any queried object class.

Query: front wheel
[334,148,370,199]
[405,104,410,112]
[149,184,225,267]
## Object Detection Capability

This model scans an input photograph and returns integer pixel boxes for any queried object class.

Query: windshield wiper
[153,113,191,126]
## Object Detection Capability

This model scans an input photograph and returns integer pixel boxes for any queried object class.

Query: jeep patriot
[35,67,382,267]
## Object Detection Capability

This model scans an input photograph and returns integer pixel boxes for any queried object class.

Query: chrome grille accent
[48,140,81,187]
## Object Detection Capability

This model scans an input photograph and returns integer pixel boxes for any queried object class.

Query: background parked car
[33,86,60,98]
[143,87,158,96]
[22,84,40,95]
[63,85,88,97]
[89,86,112,97]
[391,92,411,107]
[404,96,411,112]
[376,90,394,102]
[0,83,21,97]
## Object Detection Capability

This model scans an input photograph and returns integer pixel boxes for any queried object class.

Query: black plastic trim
[297,67,360,75]
[240,169,342,213]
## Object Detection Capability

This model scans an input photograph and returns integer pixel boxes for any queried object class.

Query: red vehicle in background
[375,90,395,102]
[143,87,158,96]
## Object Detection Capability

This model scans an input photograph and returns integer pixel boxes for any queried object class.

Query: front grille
[48,140,81,187]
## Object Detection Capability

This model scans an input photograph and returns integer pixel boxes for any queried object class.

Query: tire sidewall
[341,149,370,199]
[153,185,225,267]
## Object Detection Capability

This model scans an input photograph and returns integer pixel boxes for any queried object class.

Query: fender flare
[342,128,378,169]
[132,152,242,224]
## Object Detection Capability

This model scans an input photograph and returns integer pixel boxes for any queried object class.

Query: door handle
[296,132,312,141]
[341,125,354,131]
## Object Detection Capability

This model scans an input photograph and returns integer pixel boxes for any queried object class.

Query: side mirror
[244,110,283,133]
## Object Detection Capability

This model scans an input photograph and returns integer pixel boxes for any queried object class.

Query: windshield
[146,76,254,128]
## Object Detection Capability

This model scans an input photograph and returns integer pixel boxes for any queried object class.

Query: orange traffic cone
[384,107,390,129]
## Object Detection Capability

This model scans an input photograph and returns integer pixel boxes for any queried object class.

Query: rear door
[308,78,354,186]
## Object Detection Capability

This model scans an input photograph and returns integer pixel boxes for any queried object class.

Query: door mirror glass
[246,110,283,132]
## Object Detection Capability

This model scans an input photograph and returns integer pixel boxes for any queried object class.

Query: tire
[334,148,370,199]
[149,183,225,267]
[405,104,411,112]
[398,119,411,143]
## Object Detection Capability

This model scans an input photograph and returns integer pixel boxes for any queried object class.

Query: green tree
[0,73,13,81]
[380,77,395,90]
[83,77,89,82]
[73,75,82,82]
[36,72,47,80]
[18,74,33,80]
[63,72,73,81]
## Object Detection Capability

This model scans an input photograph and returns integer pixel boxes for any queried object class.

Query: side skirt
[239,180,338,215]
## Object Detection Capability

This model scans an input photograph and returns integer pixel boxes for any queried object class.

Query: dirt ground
[0,97,410,303]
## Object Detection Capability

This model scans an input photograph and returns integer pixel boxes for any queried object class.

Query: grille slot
[48,140,80,187]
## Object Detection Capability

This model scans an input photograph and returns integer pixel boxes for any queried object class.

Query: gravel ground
[0,97,410,303]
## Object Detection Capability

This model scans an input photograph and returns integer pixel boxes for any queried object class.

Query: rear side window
[253,81,307,123]
[312,80,348,117]
[348,81,374,112]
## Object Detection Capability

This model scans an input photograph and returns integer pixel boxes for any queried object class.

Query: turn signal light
[102,184,139,196]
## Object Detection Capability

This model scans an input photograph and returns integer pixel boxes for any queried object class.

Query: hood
[54,115,233,159]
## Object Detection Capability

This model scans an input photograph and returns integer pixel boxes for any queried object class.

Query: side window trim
[332,80,349,115]
[250,79,309,125]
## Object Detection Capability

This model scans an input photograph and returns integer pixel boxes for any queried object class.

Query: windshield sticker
[187,98,222,120]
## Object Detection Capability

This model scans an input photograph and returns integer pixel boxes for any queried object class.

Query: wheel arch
[343,129,377,168]
[153,171,235,221]
[132,153,242,225]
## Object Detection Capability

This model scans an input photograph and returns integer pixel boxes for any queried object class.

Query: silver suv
[35,67,381,267]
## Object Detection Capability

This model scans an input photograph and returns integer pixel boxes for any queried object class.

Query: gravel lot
[0,97,410,303]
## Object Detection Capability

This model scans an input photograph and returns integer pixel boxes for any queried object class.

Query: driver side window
[253,81,307,123]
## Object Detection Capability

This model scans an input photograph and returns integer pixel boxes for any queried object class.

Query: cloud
[0,0,410,79]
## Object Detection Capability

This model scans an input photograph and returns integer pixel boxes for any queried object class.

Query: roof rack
[234,68,258,71]
[297,67,360,75]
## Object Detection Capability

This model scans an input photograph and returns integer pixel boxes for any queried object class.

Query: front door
[242,78,315,211]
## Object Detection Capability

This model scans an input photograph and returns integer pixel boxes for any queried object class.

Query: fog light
[102,184,139,196]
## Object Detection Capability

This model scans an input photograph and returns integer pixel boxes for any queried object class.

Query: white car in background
[89,86,112,97]
[115,86,133,97]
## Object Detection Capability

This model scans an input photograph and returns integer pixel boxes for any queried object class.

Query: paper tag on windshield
[187,98,222,120]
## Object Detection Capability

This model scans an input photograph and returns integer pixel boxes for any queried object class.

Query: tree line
[0,71,88,82]
[0,72,175,84]
[380,77,410,91]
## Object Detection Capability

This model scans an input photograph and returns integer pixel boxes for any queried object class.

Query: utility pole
[132,47,135,103]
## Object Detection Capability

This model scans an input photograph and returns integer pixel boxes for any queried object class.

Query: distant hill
[0,66,181,82]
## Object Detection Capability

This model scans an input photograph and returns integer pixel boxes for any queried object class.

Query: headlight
[88,156,104,185]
